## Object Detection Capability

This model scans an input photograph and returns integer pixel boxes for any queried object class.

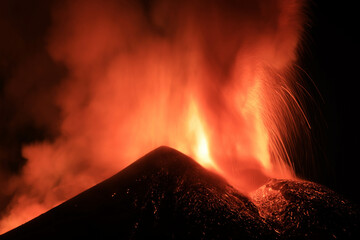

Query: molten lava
[185,100,216,169]
[1,0,307,234]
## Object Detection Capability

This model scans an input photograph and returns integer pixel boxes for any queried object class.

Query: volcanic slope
[0,146,275,239]
[1,146,359,239]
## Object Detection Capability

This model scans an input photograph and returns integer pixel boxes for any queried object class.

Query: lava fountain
[0,0,308,234]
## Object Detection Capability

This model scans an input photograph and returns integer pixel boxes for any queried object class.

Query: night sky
[299,0,360,204]
[0,0,359,222]
[0,0,64,215]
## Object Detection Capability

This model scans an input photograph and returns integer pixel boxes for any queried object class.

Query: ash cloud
[0,0,307,233]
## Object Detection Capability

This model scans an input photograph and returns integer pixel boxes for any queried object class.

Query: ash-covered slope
[0,146,275,239]
[1,146,359,239]
[251,179,360,239]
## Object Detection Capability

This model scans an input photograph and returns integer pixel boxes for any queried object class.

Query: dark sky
[0,0,359,214]
[0,0,63,215]
[299,0,360,204]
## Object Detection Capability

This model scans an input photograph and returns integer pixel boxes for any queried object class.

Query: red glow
[0,0,307,234]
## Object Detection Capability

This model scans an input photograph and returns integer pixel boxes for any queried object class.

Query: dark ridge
[1,146,358,239]
[251,179,360,239]
[0,146,275,239]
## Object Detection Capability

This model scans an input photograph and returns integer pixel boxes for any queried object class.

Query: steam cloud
[0,0,307,233]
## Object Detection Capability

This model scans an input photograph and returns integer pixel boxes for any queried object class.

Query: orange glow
[0,0,307,234]
[187,100,214,168]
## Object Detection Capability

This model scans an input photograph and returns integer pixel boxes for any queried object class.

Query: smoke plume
[0,0,307,233]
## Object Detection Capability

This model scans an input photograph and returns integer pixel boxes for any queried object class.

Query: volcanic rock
[0,146,275,239]
[251,179,360,239]
[1,146,359,239]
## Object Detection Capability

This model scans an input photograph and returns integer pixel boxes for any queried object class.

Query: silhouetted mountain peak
[1,146,359,239]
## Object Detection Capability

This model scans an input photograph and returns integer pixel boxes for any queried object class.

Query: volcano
[0,147,358,239]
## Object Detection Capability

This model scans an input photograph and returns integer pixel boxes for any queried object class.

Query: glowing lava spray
[0,0,310,233]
